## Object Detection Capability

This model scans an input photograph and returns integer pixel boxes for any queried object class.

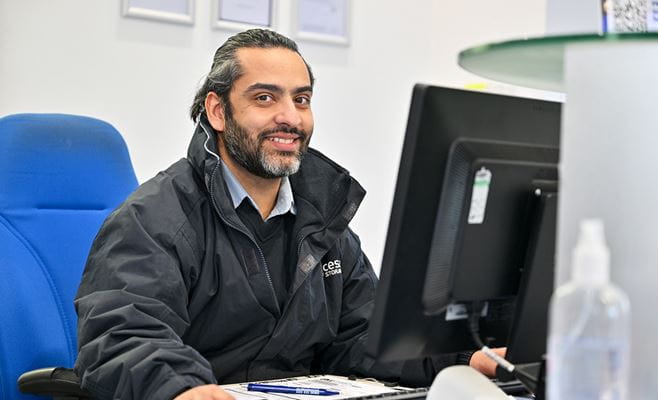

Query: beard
[221,112,311,179]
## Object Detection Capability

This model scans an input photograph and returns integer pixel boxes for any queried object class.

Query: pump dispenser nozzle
[572,219,610,285]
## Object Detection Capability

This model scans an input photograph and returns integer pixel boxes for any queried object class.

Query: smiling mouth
[268,137,296,144]
[263,134,304,153]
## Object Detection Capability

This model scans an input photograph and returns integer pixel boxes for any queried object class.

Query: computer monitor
[366,85,561,368]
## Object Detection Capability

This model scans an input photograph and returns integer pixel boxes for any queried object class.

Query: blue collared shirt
[220,160,296,221]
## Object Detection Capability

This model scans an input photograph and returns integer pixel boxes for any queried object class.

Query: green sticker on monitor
[467,167,492,224]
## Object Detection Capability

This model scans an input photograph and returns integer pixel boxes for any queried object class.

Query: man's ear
[204,92,226,132]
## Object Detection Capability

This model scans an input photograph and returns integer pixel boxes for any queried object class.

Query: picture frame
[121,0,195,26]
[294,0,350,45]
[212,0,276,31]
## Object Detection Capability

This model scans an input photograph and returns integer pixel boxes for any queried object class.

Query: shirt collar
[220,159,296,220]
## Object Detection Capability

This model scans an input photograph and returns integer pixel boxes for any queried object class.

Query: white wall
[1,0,548,273]
[546,0,602,34]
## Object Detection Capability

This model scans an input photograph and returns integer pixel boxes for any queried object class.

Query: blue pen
[247,383,340,396]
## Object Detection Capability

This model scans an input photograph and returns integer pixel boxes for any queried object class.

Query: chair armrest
[18,367,94,399]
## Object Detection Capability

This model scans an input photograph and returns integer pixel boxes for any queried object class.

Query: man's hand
[469,347,507,377]
[174,384,235,400]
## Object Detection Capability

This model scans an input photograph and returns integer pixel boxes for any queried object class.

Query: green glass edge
[459,32,658,59]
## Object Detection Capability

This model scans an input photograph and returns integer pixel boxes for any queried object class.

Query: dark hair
[190,29,315,122]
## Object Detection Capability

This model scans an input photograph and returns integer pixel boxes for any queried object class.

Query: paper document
[222,375,411,400]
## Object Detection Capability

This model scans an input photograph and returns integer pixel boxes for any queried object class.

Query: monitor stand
[496,188,557,400]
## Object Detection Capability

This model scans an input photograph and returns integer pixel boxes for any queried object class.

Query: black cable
[467,301,486,349]
[465,301,538,395]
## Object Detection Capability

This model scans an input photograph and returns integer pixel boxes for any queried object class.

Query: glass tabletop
[458,33,658,92]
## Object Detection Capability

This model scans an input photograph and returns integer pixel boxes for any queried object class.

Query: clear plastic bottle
[547,219,631,400]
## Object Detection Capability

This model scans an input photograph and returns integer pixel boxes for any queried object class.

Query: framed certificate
[213,0,276,31]
[121,0,195,25]
[294,0,350,45]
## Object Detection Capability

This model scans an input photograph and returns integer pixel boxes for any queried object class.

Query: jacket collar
[220,159,297,220]
[186,118,366,232]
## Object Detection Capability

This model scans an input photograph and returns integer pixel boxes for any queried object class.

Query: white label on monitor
[467,167,492,224]
[445,302,489,321]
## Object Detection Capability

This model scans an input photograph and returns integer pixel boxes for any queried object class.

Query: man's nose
[274,99,303,127]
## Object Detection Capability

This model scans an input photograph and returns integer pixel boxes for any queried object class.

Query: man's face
[220,47,314,179]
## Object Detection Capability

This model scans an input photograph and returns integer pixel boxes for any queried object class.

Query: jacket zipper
[206,162,279,311]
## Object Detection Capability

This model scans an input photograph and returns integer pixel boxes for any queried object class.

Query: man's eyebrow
[245,83,283,94]
[244,83,313,95]
[293,85,313,95]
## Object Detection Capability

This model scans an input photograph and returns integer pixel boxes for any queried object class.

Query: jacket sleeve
[74,202,216,400]
[316,230,467,387]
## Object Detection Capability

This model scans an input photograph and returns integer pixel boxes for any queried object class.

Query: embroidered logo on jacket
[322,260,342,278]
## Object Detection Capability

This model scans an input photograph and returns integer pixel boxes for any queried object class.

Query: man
[74,29,499,400]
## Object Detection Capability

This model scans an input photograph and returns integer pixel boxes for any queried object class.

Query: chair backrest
[0,114,138,399]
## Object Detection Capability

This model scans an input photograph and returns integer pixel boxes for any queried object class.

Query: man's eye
[256,94,273,102]
[296,96,311,106]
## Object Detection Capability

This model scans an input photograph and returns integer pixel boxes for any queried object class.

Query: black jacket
[74,122,456,400]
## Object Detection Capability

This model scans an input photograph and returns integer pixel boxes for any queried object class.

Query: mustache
[259,126,309,141]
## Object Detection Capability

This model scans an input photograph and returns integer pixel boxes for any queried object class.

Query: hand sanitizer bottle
[547,219,631,399]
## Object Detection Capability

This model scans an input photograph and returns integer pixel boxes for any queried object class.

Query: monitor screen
[366,84,561,365]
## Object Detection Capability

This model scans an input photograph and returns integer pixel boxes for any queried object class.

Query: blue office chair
[0,114,138,399]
